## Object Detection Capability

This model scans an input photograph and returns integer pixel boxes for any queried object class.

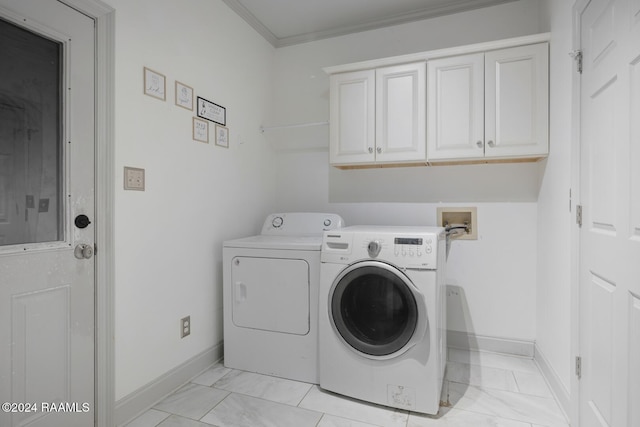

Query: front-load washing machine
[319,225,446,414]
[223,212,344,384]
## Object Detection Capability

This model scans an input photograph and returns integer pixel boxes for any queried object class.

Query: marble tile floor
[122,348,570,427]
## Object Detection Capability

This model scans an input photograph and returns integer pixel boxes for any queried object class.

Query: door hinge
[575,356,582,379]
[570,49,583,74]
[576,204,583,227]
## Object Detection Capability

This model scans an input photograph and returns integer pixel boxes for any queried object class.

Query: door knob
[74,244,94,259]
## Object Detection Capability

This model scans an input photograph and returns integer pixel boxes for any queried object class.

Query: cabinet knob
[487,140,495,147]
[376,147,382,154]
[476,140,484,148]
[368,147,373,153]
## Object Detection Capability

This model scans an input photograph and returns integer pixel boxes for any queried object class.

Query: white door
[427,53,484,161]
[329,70,375,165]
[0,1,95,426]
[231,256,309,335]
[578,0,640,426]
[485,43,549,159]
[375,62,426,163]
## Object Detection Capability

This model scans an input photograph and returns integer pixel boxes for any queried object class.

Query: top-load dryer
[223,212,344,384]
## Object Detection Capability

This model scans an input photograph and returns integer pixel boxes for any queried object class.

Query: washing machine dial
[367,240,382,258]
[272,216,284,228]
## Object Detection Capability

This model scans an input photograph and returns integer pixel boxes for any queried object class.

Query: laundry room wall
[535,0,574,406]
[103,0,277,401]
[270,0,548,348]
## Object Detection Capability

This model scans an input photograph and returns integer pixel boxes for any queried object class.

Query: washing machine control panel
[322,226,443,268]
[393,236,434,257]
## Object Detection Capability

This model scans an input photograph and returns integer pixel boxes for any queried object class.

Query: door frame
[570,1,586,427]
[57,1,115,426]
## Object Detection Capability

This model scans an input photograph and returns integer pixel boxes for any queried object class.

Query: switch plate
[124,166,145,191]
[437,207,477,240]
[181,316,191,338]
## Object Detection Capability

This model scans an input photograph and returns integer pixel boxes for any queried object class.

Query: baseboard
[447,330,535,357]
[534,343,570,421]
[114,343,223,426]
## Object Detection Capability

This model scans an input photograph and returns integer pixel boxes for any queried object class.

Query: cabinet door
[329,70,375,165]
[427,53,484,161]
[485,43,549,159]
[375,62,426,163]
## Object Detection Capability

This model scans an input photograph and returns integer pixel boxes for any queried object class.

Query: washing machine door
[329,260,427,359]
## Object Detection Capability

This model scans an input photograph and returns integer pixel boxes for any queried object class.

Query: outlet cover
[124,166,145,191]
[181,316,191,338]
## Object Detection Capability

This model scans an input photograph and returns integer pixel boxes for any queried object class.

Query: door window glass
[331,263,418,356]
[0,18,62,246]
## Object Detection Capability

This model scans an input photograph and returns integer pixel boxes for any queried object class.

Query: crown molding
[223,0,520,48]
[221,0,278,47]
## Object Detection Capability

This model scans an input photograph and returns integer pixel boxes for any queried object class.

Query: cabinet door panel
[376,63,426,163]
[427,53,484,161]
[329,70,375,165]
[485,43,549,158]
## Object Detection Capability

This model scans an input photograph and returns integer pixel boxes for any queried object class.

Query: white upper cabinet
[375,63,426,163]
[427,53,485,160]
[329,70,375,165]
[427,43,549,162]
[326,35,550,167]
[484,43,549,160]
[329,62,426,166]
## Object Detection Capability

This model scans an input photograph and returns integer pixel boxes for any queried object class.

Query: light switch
[124,166,145,191]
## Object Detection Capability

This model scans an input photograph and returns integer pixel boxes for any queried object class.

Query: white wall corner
[114,344,223,427]
[534,343,571,421]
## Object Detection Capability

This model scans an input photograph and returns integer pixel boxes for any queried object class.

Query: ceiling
[221,0,519,47]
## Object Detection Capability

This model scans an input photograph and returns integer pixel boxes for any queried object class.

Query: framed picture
[175,81,194,110]
[143,67,166,101]
[197,96,226,125]
[215,125,229,148]
[192,117,209,143]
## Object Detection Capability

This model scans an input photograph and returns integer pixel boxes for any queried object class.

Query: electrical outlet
[180,316,191,338]
[124,166,145,191]
[437,207,478,240]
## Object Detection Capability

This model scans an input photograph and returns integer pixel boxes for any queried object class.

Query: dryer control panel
[261,212,344,236]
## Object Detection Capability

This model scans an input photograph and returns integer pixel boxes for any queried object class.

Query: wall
[104,0,277,400]
[271,0,547,344]
[536,0,574,398]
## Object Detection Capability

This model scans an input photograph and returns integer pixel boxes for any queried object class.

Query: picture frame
[197,96,226,125]
[143,67,166,101]
[215,125,229,148]
[192,117,209,143]
[175,81,194,110]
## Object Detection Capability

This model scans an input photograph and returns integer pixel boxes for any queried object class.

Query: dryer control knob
[272,216,284,228]
[367,240,381,258]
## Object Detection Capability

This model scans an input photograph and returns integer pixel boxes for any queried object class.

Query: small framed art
[175,81,194,110]
[143,67,166,100]
[215,125,229,148]
[197,96,226,125]
[193,117,209,143]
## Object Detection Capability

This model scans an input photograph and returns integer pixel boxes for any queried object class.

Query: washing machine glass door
[329,260,426,358]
